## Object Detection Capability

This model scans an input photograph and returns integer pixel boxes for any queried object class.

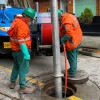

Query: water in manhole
[43,82,77,98]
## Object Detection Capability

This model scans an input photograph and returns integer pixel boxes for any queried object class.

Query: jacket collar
[16,16,28,24]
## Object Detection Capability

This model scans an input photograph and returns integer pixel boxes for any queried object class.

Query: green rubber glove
[19,43,30,60]
[61,34,71,43]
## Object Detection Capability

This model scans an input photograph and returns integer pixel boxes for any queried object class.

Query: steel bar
[35,2,39,12]
[50,0,62,98]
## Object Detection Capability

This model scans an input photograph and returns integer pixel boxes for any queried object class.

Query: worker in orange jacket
[58,10,82,78]
[7,8,35,94]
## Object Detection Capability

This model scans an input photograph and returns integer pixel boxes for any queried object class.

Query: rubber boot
[10,81,16,89]
[67,72,76,78]
[18,86,35,94]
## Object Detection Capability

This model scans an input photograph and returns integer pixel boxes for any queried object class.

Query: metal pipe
[50,0,62,98]
[4,14,11,21]
[1,5,5,23]
[35,2,39,12]
[26,0,31,8]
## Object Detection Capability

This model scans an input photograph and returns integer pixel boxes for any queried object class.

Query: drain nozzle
[64,94,67,98]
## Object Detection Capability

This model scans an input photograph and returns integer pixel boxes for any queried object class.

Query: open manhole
[43,82,77,98]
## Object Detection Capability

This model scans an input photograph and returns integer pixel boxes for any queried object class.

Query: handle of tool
[63,43,67,97]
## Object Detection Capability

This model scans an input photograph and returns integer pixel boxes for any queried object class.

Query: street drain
[43,82,77,98]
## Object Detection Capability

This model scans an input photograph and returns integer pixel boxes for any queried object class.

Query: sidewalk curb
[79,50,100,58]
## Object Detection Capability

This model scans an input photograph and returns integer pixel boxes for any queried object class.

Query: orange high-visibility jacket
[7,17,32,51]
[61,13,82,51]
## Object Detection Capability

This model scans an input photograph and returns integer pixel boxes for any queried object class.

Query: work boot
[67,72,76,78]
[10,81,16,89]
[18,86,35,94]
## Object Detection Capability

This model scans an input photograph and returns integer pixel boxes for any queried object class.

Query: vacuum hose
[63,43,67,97]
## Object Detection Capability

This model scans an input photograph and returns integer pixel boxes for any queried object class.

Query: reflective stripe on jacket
[7,17,32,51]
[61,13,82,51]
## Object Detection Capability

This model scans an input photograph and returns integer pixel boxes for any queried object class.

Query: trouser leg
[10,52,19,82]
[67,44,81,76]
[17,52,29,88]
[67,49,77,76]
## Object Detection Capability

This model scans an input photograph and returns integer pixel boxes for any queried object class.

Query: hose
[63,43,67,97]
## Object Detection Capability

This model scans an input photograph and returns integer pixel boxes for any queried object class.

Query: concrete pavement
[0,53,100,100]
[81,36,100,49]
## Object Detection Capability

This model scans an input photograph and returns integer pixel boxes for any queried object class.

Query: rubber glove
[61,34,71,43]
[19,43,30,60]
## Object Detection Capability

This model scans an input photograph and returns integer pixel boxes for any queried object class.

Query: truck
[0,0,61,56]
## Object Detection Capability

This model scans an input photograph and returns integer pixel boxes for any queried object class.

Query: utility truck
[0,0,57,55]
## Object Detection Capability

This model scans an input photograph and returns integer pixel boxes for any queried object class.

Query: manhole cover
[62,70,89,84]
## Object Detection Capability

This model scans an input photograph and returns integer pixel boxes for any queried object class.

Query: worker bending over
[7,8,35,94]
[58,10,82,78]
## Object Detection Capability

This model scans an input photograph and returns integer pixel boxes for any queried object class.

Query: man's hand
[61,34,71,43]
[24,53,30,61]
[19,43,30,61]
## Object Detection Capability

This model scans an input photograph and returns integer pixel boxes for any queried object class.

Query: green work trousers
[66,43,81,76]
[10,51,29,88]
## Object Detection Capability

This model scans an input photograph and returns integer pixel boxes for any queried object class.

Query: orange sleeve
[7,20,16,36]
[65,24,74,37]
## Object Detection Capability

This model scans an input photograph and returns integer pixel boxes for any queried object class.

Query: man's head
[22,8,35,22]
[58,9,64,22]
[58,9,63,17]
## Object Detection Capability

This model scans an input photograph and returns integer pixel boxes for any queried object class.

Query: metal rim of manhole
[42,82,77,99]
[42,80,100,100]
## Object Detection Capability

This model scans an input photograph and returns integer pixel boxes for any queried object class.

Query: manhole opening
[43,82,77,98]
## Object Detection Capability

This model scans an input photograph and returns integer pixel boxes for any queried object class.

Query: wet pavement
[0,53,100,100]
